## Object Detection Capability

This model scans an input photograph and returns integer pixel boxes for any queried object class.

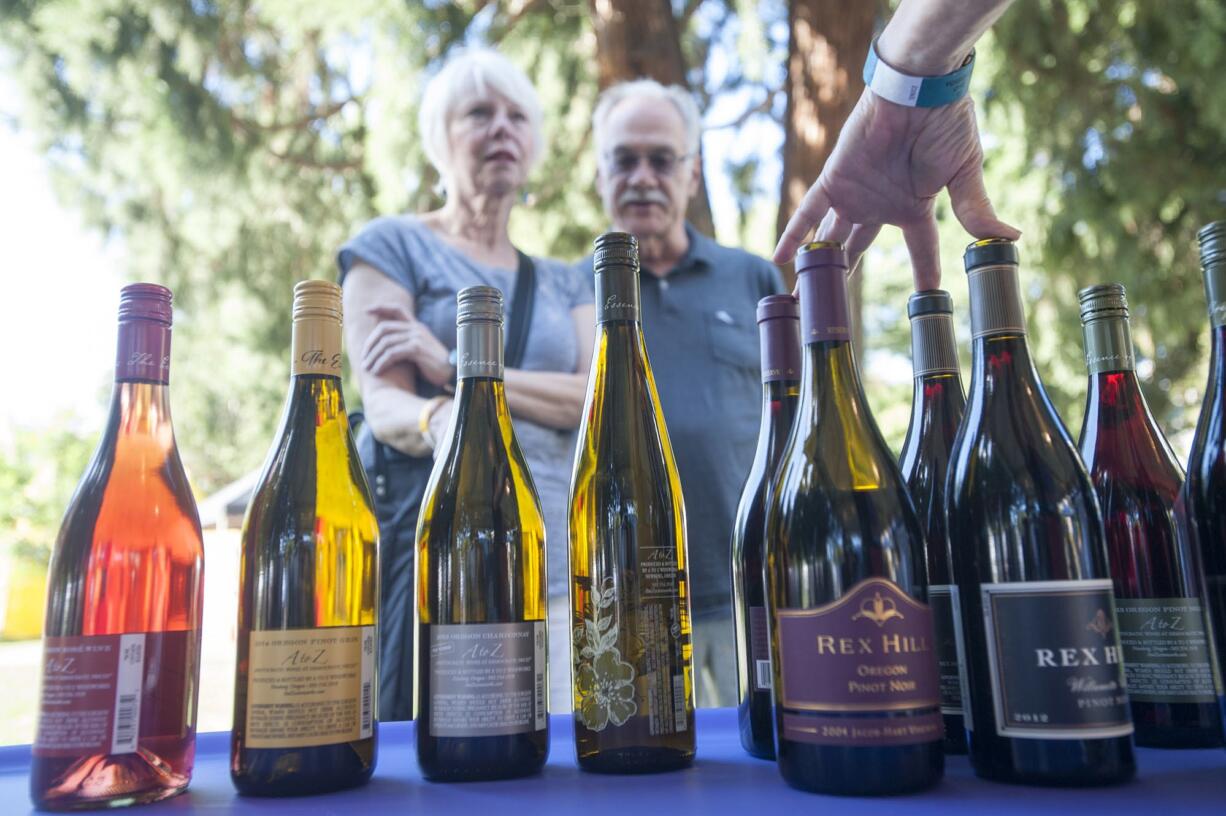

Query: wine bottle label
[291,318,343,377]
[980,580,1133,739]
[749,605,772,691]
[573,577,691,736]
[1115,597,1220,703]
[244,625,376,749]
[115,321,171,383]
[426,621,547,737]
[928,584,964,715]
[775,577,943,748]
[33,632,194,758]
[797,266,851,343]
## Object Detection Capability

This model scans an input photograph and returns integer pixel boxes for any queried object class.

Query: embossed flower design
[577,648,637,731]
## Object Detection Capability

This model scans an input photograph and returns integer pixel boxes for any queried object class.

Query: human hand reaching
[773,89,1019,290]
[362,304,453,386]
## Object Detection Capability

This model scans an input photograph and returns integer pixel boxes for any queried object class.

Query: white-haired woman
[337,49,593,721]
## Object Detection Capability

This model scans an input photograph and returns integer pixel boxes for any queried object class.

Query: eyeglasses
[605,149,693,178]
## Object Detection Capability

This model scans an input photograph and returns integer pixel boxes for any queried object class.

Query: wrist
[417,395,450,448]
[876,26,967,76]
[863,36,974,109]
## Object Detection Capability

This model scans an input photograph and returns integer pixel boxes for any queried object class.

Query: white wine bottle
[569,232,696,773]
[231,280,379,796]
[415,285,549,781]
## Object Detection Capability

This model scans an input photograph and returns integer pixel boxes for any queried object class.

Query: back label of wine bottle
[244,625,375,749]
[981,580,1133,739]
[427,622,547,737]
[34,632,193,757]
[775,578,943,747]
[1114,597,1220,703]
[927,585,964,716]
[749,606,772,691]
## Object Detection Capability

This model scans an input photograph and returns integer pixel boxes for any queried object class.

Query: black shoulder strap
[505,250,537,369]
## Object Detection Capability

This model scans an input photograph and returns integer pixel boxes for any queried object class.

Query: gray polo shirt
[575,223,785,615]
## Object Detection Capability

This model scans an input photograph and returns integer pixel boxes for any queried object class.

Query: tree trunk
[587,0,716,237]
[777,0,876,296]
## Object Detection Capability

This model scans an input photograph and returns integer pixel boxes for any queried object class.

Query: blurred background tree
[0,0,1224,519]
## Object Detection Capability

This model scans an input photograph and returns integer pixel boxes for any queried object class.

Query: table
[2,709,1223,814]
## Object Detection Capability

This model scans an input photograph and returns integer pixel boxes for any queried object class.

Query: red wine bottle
[766,242,943,796]
[1186,220,1226,727]
[732,294,800,760]
[947,239,1134,785]
[898,289,969,755]
[31,284,205,810]
[1078,283,1224,748]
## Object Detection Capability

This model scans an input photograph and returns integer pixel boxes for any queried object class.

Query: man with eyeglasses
[575,78,785,710]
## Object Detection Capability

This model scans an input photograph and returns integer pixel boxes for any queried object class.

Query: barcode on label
[113,694,138,750]
[533,621,547,730]
[360,681,372,733]
[110,633,145,755]
[672,674,687,733]
[755,659,773,691]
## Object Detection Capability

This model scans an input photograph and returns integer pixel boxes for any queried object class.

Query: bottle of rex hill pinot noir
[947,239,1134,786]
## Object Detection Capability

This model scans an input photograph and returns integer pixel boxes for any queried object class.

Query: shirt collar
[645,222,715,279]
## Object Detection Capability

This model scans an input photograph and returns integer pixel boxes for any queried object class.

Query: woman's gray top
[337,214,591,598]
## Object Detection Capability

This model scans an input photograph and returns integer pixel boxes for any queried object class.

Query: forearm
[503,369,589,430]
[877,0,1014,74]
[363,386,436,457]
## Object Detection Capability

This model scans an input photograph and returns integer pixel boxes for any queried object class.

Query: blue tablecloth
[2,709,1223,814]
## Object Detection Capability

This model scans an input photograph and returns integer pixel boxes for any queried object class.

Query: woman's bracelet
[417,395,450,448]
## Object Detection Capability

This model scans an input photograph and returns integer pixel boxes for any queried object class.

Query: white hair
[418,49,544,190]
[592,78,702,156]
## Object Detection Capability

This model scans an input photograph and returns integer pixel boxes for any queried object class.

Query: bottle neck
[594,263,641,325]
[910,312,960,379]
[110,380,175,438]
[908,372,966,441]
[457,319,504,381]
[758,379,800,460]
[1203,260,1226,329]
[115,317,171,384]
[1081,314,1135,375]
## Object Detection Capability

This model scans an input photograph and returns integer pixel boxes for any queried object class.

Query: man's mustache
[618,189,669,208]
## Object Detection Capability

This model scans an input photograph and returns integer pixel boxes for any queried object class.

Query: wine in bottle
[1187,220,1226,712]
[231,280,379,796]
[947,239,1134,786]
[898,289,969,756]
[569,232,696,773]
[766,242,943,796]
[31,284,205,810]
[1078,283,1223,748]
[415,285,549,780]
[732,294,801,760]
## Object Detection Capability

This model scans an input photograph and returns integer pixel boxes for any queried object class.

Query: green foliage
[0,0,606,493]
[0,421,95,564]
[985,0,1226,447]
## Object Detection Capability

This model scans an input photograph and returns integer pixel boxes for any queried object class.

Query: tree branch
[706,88,780,130]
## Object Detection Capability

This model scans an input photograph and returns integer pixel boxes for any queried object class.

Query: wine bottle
[415,286,549,780]
[765,242,943,796]
[1187,220,1226,720]
[231,280,379,796]
[947,239,1134,785]
[31,284,204,810]
[1078,283,1224,748]
[731,294,801,760]
[568,232,696,773]
[898,289,969,756]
